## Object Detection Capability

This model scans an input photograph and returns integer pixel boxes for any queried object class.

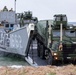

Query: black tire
[47,52,53,65]
[37,41,45,59]
[37,43,40,57]
[40,45,45,59]
[37,43,45,59]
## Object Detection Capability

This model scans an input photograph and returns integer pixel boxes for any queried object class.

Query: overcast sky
[0,0,76,22]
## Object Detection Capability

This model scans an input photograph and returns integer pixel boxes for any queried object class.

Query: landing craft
[0,7,38,58]
[0,6,76,66]
[0,7,49,66]
[0,6,50,66]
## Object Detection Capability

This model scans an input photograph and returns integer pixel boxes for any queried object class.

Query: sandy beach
[0,64,76,75]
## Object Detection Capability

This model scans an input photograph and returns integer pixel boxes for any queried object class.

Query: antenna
[14,0,17,24]
[14,0,16,12]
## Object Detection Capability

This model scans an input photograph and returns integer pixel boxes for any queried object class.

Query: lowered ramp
[0,23,49,66]
[0,23,35,56]
[25,40,48,67]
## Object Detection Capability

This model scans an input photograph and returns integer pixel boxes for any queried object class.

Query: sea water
[0,52,29,66]
[0,38,37,67]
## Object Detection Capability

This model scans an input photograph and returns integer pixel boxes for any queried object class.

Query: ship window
[10,24,14,27]
[65,31,75,37]
[5,24,9,27]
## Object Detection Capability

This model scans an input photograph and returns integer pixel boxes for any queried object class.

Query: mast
[14,0,17,24]
[14,0,16,13]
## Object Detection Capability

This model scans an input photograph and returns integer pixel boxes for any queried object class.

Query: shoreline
[0,64,76,75]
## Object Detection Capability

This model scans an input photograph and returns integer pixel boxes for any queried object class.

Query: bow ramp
[25,32,48,67]
[0,23,35,56]
[0,23,48,66]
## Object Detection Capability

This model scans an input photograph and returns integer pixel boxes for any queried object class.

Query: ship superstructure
[0,6,16,32]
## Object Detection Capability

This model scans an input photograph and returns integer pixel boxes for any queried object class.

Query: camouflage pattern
[37,14,76,61]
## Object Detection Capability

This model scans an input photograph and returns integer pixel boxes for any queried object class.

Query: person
[9,8,13,11]
[3,6,8,11]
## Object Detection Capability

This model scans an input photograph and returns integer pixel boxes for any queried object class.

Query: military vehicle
[36,14,76,65]
[47,14,76,64]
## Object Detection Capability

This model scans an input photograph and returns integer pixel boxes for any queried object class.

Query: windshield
[63,16,67,21]
[56,17,60,21]
[65,31,76,37]
[52,42,59,51]
[53,30,76,37]
[53,30,60,37]
[56,16,67,21]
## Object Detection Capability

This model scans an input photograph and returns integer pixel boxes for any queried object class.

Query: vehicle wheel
[37,43,40,57]
[40,45,45,59]
[47,52,53,65]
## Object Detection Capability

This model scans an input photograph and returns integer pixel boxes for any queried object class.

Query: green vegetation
[46,72,56,75]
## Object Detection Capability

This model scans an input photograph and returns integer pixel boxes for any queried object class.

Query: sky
[0,0,76,22]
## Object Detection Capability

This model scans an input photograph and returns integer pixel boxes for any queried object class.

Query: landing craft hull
[0,23,35,56]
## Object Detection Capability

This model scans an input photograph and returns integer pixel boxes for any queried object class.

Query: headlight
[53,52,57,56]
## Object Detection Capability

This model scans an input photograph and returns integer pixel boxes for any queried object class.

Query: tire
[37,43,40,57]
[47,52,53,65]
[37,43,45,59]
[40,45,45,59]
